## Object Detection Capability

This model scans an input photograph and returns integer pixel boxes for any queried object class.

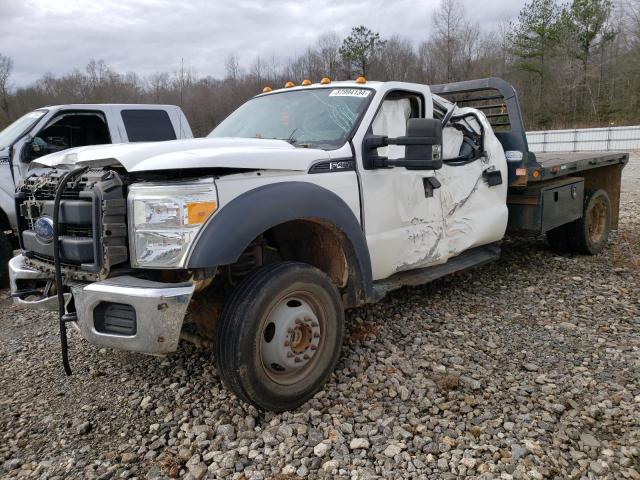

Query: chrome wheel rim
[259,293,324,385]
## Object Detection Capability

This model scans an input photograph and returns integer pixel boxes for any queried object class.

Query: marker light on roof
[301,79,312,86]
[320,77,331,84]
[355,76,367,84]
[262,86,272,93]
[284,81,295,88]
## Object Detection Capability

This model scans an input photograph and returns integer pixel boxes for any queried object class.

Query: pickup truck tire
[215,261,344,411]
[0,231,12,288]
[547,189,611,255]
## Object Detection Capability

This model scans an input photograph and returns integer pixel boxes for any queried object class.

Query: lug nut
[287,352,294,358]
[303,354,309,360]
[284,341,290,346]
[294,357,302,363]
[310,345,318,351]
[312,322,318,327]
[287,328,293,333]
[314,333,320,338]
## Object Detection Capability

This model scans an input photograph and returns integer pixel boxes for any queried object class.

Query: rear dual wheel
[547,189,611,255]
[215,262,344,412]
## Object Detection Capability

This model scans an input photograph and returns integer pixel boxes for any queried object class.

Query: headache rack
[431,77,542,187]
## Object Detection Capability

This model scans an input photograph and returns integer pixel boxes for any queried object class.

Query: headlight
[128,179,217,268]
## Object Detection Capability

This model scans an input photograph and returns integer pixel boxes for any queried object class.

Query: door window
[30,111,111,159]
[121,109,177,142]
[371,92,422,159]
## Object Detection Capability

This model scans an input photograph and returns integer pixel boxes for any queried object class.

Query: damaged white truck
[10,78,628,411]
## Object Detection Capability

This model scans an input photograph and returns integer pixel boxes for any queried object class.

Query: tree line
[0,0,638,136]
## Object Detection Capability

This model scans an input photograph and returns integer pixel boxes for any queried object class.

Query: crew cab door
[435,110,509,256]
[355,86,448,281]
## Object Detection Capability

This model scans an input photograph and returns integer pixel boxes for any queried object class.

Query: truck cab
[8,78,626,412]
[0,104,193,284]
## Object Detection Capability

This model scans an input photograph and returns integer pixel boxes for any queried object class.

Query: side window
[121,110,177,142]
[30,111,111,159]
[371,92,422,159]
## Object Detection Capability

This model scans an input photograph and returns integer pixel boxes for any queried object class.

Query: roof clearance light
[285,81,295,88]
[262,86,272,93]
[355,76,367,84]
[320,77,331,84]
[301,79,312,86]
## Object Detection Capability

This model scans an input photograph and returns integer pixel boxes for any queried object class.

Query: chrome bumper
[10,254,195,355]
[9,255,70,310]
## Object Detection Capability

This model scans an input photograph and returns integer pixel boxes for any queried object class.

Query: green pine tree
[339,26,386,78]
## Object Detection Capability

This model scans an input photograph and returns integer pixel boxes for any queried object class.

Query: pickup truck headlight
[128,179,217,268]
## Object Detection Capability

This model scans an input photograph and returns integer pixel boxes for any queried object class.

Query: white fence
[526,125,640,153]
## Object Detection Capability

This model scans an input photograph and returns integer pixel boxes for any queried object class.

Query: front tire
[215,261,344,411]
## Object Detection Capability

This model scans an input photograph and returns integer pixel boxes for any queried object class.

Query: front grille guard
[52,167,88,376]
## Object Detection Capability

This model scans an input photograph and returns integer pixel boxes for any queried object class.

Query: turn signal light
[355,76,367,84]
[187,201,217,225]
[301,79,312,86]
[320,77,331,84]
[262,86,272,93]
[284,81,295,88]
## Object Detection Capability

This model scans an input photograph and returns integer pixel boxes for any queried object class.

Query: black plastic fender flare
[186,181,373,304]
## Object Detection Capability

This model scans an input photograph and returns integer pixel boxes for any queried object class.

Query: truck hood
[33,137,331,172]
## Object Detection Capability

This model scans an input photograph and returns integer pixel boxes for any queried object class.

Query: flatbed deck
[529,151,628,182]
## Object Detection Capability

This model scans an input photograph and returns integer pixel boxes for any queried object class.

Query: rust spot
[187,287,225,339]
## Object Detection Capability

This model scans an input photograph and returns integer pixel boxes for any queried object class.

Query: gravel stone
[349,438,370,450]
[0,154,638,479]
[313,441,331,457]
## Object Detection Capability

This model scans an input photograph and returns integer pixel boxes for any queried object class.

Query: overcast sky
[0,0,525,87]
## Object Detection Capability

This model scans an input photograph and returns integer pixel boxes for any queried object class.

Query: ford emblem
[34,216,55,243]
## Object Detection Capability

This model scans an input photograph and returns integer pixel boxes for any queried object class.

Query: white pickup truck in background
[0,104,193,284]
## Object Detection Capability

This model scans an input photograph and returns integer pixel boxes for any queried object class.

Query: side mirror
[402,118,443,169]
[363,118,443,170]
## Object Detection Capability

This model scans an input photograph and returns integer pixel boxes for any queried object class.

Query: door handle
[423,177,441,198]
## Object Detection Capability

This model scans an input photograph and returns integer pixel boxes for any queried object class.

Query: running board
[371,245,501,303]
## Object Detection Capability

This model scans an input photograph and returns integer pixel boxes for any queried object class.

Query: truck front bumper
[10,254,195,355]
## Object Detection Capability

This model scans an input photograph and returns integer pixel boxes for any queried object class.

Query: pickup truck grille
[17,168,128,280]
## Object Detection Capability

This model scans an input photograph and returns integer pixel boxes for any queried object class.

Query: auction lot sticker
[329,89,371,97]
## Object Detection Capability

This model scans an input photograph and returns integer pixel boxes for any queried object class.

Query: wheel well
[255,219,365,308]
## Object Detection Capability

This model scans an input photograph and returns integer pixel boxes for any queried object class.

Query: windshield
[0,110,47,150]
[209,88,373,149]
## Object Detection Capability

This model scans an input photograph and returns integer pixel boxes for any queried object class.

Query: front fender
[186,181,372,302]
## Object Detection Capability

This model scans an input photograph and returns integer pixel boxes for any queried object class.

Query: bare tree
[432,0,464,81]
[0,54,13,121]
[316,32,341,79]
[225,53,240,81]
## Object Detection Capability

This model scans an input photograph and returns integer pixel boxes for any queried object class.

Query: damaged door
[359,89,448,280]
[436,111,509,256]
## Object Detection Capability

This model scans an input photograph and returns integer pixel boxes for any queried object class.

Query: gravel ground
[1,155,639,480]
